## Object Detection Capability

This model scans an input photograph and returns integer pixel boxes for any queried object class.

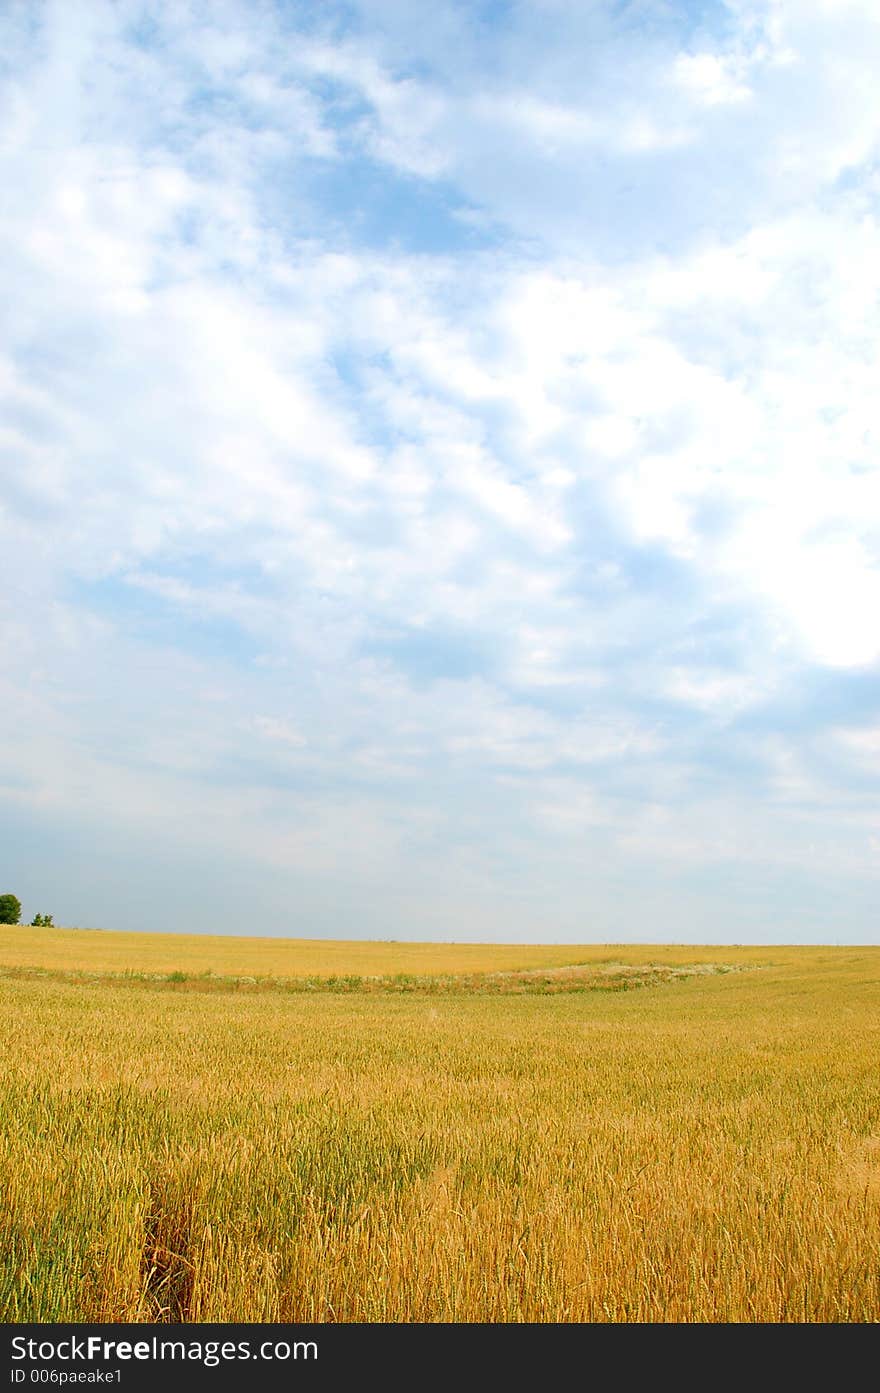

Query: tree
[0,894,22,924]
[31,913,54,927]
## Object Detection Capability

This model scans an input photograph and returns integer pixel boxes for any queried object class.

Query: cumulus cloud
[2,0,879,939]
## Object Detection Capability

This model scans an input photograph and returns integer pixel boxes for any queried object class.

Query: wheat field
[1,927,878,1322]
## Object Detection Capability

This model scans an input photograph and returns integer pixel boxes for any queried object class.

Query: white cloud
[672,52,753,107]
[3,0,880,939]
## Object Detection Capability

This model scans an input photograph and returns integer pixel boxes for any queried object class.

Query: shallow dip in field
[0,957,753,996]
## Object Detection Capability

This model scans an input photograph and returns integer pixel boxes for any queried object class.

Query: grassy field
[1,928,878,1322]
[0,924,774,977]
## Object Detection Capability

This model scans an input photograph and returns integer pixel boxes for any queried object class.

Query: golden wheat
[1,931,878,1322]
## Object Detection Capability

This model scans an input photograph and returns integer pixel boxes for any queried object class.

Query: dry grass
[1,931,878,1322]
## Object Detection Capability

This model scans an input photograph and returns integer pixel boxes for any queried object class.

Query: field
[1,927,878,1322]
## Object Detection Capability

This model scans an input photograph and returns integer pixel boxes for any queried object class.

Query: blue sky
[2,0,880,942]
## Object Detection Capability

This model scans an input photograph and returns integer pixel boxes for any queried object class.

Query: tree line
[0,894,53,926]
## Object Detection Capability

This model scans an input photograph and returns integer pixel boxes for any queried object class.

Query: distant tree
[32,912,54,927]
[0,894,22,924]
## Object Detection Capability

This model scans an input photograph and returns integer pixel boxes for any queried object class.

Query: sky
[2,0,879,943]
